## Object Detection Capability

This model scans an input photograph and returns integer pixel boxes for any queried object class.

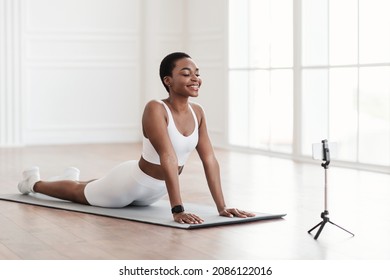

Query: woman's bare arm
[142,101,203,224]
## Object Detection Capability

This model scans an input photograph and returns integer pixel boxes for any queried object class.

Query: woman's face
[165,57,202,98]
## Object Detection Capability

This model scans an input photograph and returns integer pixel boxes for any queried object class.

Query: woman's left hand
[219,208,256,218]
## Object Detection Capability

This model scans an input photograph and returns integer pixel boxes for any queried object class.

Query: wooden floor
[0,143,390,260]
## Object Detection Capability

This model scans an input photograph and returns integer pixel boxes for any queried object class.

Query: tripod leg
[308,221,322,234]
[328,221,354,237]
[314,221,326,240]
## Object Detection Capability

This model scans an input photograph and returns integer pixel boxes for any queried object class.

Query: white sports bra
[142,100,199,166]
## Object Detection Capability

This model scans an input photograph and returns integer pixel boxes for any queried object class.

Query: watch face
[172,205,184,213]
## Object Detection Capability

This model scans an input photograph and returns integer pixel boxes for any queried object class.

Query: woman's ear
[163,76,172,88]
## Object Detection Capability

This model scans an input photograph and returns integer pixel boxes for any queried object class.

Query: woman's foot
[48,167,80,181]
[17,166,40,194]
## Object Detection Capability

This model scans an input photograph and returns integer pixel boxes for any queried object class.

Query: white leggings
[84,160,167,208]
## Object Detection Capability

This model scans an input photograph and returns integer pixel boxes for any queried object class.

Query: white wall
[0,0,229,147]
[141,0,186,103]
[186,0,229,147]
[22,0,142,145]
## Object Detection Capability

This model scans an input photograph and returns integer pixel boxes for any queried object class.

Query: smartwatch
[171,205,185,214]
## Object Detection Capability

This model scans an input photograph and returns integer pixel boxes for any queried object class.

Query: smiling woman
[17,52,255,225]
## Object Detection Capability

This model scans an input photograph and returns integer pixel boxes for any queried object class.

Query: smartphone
[312,142,338,160]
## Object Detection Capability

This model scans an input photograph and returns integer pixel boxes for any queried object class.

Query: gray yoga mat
[0,193,286,229]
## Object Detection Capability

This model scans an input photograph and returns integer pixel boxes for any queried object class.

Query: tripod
[308,140,354,240]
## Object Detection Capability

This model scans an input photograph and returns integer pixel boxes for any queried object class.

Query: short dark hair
[159,52,191,93]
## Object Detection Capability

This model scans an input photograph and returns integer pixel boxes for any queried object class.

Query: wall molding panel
[23,0,140,35]
[1,0,230,147]
[25,36,138,62]
[0,0,22,146]
[19,0,142,146]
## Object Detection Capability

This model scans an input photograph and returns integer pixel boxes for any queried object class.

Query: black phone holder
[308,139,354,240]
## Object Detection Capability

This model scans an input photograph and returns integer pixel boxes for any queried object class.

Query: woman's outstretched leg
[34,180,89,205]
[17,166,90,205]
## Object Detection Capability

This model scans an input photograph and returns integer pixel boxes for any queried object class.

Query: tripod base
[308,211,354,240]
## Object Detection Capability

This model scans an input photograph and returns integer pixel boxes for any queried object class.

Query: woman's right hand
[173,212,204,224]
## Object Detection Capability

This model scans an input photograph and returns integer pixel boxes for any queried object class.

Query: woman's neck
[165,96,189,113]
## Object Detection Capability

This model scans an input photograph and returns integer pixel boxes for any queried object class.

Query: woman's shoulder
[189,101,204,113]
[189,101,206,125]
[190,101,206,117]
[143,100,167,119]
[145,99,164,107]
[144,99,165,111]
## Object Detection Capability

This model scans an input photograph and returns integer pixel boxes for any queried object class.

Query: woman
[18,52,255,224]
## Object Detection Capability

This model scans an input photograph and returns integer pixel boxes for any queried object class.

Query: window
[229,0,293,153]
[229,0,390,170]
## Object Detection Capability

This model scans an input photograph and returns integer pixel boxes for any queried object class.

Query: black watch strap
[171,205,185,214]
